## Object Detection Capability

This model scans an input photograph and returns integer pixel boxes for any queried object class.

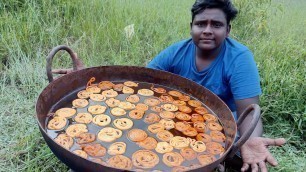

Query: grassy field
[0,0,305,171]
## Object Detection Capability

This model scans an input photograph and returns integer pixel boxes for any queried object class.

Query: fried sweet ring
[191,113,205,123]
[55,108,76,118]
[172,100,186,106]
[144,113,161,124]
[194,107,209,115]
[178,95,190,102]
[194,121,206,133]
[162,152,184,167]
[151,106,163,112]
[105,98,120,107]
[98,127,122,142]
[169,136,190,149]
[82,143,106,157]
[135,103,149,111]
[138,89,154,96]
[155,142,173,154]
[132,150,159,169]
[54,133,73,149]
[182,127,198,137]
[151,85,166,94]
[90,94,106,101]
[48,116,67,130]
[175,112,192,121]
[108,155,133,170]
[113,83,124,91]
[136,137,158,150]
[98,81,114,90]
[197,154,216,166]
[113,118,133,130]
[168,90,183,97]
[102,89,118,98]
[128,129,148,142]
[77,90,91,99]
[86,85,101,94]
[162,104,178,112]
[124,81,139,87]
[156,130,174,142]
[144,98,161,106]
[159,119,175,130]
[187,100,202,108]
[159,111,175,119]
[73,150,88,159]
[66,124,88,137]
[207,122,223,131]
[180,147,197,161]
[175,121,191,132]
[203,113,217,122]
[210,130,226,142]
[126,94,140,103]
[172,166,189,172]
[190,141,206,153]
[159,94,174,103]
[122,86,135,94]
[93,114,111,126]
[111,107,127,116]
[206,142,225,155]
[148,123,165,134]
[74,113,93,124]
[196,133,212,143]
[108,142,127,155]
[118,101,135,110]
[129,109,145,119]
[76,133,96,144]
[178,105,192,113]
[88,105,107,114]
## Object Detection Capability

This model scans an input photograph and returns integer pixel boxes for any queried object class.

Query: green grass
[0,0,305,171]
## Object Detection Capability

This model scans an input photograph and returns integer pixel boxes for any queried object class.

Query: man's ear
[190,22,193,35]
[226,24,231,37]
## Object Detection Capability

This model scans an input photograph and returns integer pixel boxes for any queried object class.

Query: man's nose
[202,25,212,34]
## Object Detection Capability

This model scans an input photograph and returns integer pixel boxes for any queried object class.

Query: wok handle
[228,104,261,158]
[46,45,80,83]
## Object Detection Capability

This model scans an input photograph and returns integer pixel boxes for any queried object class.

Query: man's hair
[191,0,238,24]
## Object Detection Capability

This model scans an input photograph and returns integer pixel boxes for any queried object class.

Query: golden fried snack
[207,122,223,131]
[182,127,198,137]
[102,89,118,98]
[180,147,197,161]
[91,158,105,165]
[156,130,174,142]
[54,133,73,149]
[190,141,206,153]
[132,150,159,169]
[159,94,174,103]
[136,137,158,150]
[194,107,209,115]
[98,81,114,90]
[93,114,111,126]
[191,113,204,122]
[110,107,127,116]
[74,113,93,124]
[108,155,133,170]
[172,166,189,172]
[124,81,139,87]
[76,132,96,144]
[175,112,192,121]
[55,108,76,118]
[159,119,175,130]
[105,98,120,107]
[138,89,154,96]
[155,142,173,154]
[151,106,163,112]
[144,98,161,106]
[206,142,225,155]
[162,152,184,167]
[169,136,190,149]
[90,94,106,101]
[178,105,192,113]
[108,142,127,155]
[196,133,212,143]
[168,90,183,97]
[48,116,67,130]
[98,127,122,142]
[82,143,106,157]
[126,94,140,103]
[88,105,107,114]
[66,124,88,137]
[148,123,165,134]
[73,150,88,159]
[178,95,190,102]
[210,130,226,143]
[128,129,148,142]
[113,118,133,130]
[172,100,186,106]
[135,103,149,111]
[144,113,161,124]
[159,111,175,119]
[194,121,206,133]
[118,101,136,110]
[129,109,145,119]
[77,90,91,99]
[203,113,217,122]
[162,104,178,112]
[113,83,124,91]
[175,121,191,132]
[122,86,135,94]
[187,100,202,108]
[151,85,166,94]
[197,154,216,166]
[86,85,101,94]
[73,98,89,108]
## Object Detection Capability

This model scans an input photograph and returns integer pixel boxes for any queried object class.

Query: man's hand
[240,137,286,172]
[52,53,85,75]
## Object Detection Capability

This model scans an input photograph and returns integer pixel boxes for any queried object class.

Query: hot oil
[46,81,226,171]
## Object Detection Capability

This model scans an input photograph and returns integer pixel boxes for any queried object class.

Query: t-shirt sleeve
[146,45,175,72]
[229,50,262,100]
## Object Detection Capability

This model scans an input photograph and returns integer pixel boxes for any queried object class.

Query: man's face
[191,8,230,52]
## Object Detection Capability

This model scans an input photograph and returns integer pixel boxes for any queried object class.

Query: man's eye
[197,23,205,27]
[213,23,223,28]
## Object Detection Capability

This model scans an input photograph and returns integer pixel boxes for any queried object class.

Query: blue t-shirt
[147,38,262,112]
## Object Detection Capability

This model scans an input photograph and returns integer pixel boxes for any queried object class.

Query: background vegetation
[0,0,305,171]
